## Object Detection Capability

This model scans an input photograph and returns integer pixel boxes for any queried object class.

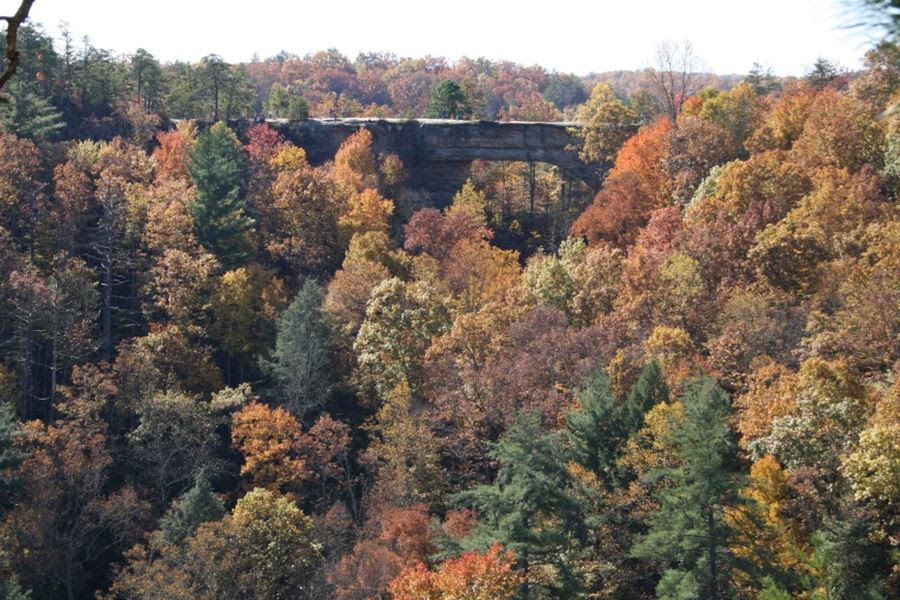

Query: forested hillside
[0,22,753,135]
[0,12,898,600]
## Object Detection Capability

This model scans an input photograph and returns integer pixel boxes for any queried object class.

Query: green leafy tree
[631,375,749,600]
[454,412,584,598]
[107,488,322,600]
[261,280,332,420]
[427,80,471,119]
[576,82,639,163]
[698,83,764,157]
[354,278,451,402]
[189,488,323,599]
[543,73,588,109]
[187,121,254,266]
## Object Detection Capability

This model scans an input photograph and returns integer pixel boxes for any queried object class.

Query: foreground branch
[0,0,37,94]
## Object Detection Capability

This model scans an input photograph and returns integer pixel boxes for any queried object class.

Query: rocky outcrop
[233,118,607,204]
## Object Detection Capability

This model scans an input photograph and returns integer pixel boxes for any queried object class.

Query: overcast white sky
[11,0,881,75]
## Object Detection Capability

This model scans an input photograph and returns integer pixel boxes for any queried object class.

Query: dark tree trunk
[708,506,718,600]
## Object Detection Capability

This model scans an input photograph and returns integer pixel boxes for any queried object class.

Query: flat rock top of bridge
[262,118,589,164]
[263,117,582,127]
[180,118,604,197]
[266,118,602,194]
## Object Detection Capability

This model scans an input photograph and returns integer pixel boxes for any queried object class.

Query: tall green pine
[0,81,65,141]
[564,362,670,598]
[260,279,332,420]
[454,412,584,599]
[427,80,471,119]
[624,360,669,429]
[807,513,892,600]
[565,367,621,483]
[566,361,668,487]
[160,471,225,545]
[187,121,254,266]
[631,375,746,600]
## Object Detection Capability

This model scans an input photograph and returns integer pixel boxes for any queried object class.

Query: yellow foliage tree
[366,382,443,505]
[339,188,394,237]
[577,83,639,163]
[842,380,900,506]
[333,129,378,194]
[727,455,811,586]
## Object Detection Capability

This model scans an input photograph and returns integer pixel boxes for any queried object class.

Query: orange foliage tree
[152,120,197,181]
[389,544,519,600]
[231,401,308,495]
[572,117,673,247]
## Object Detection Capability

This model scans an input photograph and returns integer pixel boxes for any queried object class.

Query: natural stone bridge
[230,118,606,203]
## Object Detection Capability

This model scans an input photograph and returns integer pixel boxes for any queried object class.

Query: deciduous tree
[354,278,452,402]
[231,401,307,496]
[576,83,639,163]
[390,544,520,600]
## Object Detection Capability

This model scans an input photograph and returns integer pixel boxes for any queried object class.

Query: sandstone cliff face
[263,119,606,204]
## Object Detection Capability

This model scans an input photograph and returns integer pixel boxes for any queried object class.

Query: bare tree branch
[0,0,37,95]
[652,40,707,123]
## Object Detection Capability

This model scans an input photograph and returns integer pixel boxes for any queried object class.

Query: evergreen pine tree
[622,360,669,443]
[0,402,24,516]
[807,512,892,600]
[261,280,332,420]
[265,83,310,120]
[566,361,667,486]
[564,362,670,598]
[186,121,254,266]
[454,412,584,599]
[427,80,471,119]
[0,81,65,141]
[565,366,621,483]
[744,62,780,96]
[160,471,225,545]
[631,375,746,600]
[0,552,30,600]
[805,57,841,90]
